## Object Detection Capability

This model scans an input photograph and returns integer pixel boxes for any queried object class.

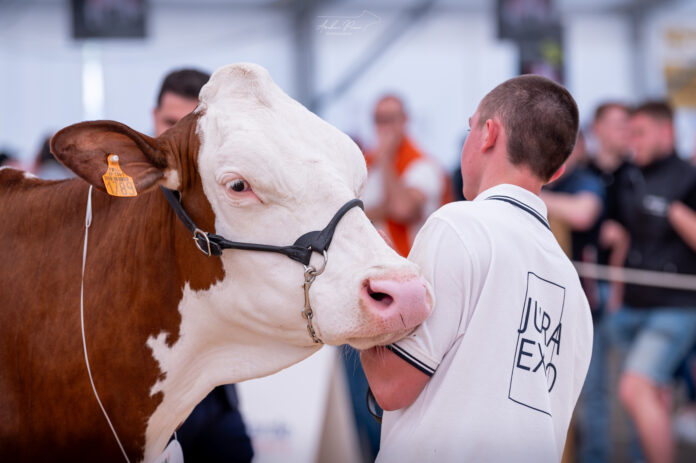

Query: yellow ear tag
[102,154,137,197]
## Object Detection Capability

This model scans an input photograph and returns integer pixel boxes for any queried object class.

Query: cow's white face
[192,64,432,351]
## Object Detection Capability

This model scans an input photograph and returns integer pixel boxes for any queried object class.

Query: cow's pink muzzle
[360,276,431,333]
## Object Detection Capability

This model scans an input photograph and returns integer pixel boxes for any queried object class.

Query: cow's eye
[226,179,250,193]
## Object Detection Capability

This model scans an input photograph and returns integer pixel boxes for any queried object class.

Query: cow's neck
[143,299,319,462]
[134,168,320,461]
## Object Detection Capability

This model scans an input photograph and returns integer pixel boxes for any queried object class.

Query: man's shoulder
[430,200,489,225]
[422,201,498,248]
[666,154,696,178]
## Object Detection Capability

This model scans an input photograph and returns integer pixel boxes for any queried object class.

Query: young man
[361,75,593,462]
[152,68,254,463]
[611,101,696,463]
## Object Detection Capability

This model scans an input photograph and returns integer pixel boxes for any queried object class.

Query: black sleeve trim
[387,344,435,377]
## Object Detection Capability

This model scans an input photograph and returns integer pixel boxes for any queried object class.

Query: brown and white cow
[0,63,432,462]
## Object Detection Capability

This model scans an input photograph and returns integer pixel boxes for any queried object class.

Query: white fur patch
[142,281,318,462]
[161,169,180,190]
[23,171,37,179]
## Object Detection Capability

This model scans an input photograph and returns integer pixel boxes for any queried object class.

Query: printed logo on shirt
[508,272,565,416]
[642,194,669,217]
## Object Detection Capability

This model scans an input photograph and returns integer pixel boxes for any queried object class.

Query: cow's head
[51,63,432,364]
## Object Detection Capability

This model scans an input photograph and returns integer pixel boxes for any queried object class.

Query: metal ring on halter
[193,228,212,256]
[304,250,328,277]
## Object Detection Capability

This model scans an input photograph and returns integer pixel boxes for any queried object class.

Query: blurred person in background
[153,68,253,463]
[153,69,210,136]
[610,100,696,463]
[362,94,446,257]
[541,132,607,463]
[588,102,633,311]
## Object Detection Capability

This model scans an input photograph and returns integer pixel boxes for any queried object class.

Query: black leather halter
[160,186,363,266]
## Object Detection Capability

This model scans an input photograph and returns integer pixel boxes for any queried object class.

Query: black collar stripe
[485,195,550,230]
[387,344,435,376]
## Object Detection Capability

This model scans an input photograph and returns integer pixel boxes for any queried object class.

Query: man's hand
[375,130,401,166]
[599,219,627,249]
[599,220,629,313]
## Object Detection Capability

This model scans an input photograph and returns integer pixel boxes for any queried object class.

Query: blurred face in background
[593,106,630,156]
[153,92,199,137]
[374,97,406,144]
[629,113,674,167]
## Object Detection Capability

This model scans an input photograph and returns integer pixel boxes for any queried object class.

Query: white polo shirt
[378,184,593,463]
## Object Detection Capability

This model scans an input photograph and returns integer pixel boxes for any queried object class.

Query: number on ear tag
[102,154,137,197]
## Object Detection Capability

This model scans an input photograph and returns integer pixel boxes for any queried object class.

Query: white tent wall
[0,1,293,163]
[0,1,82,164]
[0,1,693,167]
[565,13,634,128]
[315,5,518,171]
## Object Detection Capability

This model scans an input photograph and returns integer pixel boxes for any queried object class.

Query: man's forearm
[540,191,602,231]
[360,346,430,411]
[605,222,629,311]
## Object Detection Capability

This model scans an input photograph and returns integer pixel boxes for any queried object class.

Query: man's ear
[547,164,566,184]
[481,118,499,152]
[51,120,173,194]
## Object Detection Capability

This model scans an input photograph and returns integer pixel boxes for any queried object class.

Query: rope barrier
[573,261,696,292]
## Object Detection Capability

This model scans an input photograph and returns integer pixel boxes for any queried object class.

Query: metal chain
[301,250,328,344]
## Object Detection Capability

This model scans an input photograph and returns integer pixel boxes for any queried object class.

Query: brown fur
[0,113,224,461]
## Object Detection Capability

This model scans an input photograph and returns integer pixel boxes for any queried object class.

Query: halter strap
[160,187,363,266]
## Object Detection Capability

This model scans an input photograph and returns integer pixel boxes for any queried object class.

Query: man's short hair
[631,100,673,124]
[156,68,210,107]
[477,74,579,181]
[593,101,629,123]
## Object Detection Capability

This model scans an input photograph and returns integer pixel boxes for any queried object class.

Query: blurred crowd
[2,68,696,463]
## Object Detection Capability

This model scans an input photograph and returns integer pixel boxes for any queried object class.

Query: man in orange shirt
[363,95,447,256]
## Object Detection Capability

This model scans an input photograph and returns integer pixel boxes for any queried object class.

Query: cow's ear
[50,120,172,194]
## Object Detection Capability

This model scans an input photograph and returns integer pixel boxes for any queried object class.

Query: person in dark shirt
[542,132,608,463]
[610,101,696,463]
[543,132,605,266]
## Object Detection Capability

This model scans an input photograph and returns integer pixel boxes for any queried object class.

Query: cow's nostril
[367,282,394,306]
